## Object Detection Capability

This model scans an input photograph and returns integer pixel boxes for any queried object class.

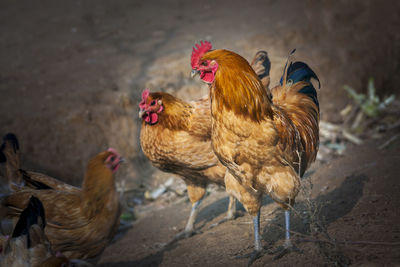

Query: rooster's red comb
[139,88,150,109]
[191,41,212,69]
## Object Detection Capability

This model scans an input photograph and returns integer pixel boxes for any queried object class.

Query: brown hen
[1,147,123,259]
[0,196,92,266]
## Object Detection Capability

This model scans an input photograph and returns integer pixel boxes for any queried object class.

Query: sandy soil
[1,0,399,266]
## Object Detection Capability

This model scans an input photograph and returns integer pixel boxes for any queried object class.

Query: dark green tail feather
[11,196,46,248]
[280,53,320,108]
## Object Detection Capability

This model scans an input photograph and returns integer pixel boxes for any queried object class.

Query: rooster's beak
[191,69,200,78]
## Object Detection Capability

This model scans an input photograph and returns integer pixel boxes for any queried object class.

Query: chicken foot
[268,210,302,260]
[164,198,204,247]
[235,210,266,266]
[208,196,243,229]
[180,198,203,237]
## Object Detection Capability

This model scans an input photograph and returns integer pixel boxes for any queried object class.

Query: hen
[250,50,271,91]
[191,41,320,263]
[1,145,123,259]
[139,51,271,239]
[0,196,72,267]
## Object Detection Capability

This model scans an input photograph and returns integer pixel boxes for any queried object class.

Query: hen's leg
[225,195,237,220]
[172,183,206,241]
[209,195,242,229]
[182,198,202,235]
[163,197,203,247]
[171,201,202,241]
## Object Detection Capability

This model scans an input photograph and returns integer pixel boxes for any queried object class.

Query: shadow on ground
[262,174,368,245]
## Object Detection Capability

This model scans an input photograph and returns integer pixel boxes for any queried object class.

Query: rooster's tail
[272,50,320,172]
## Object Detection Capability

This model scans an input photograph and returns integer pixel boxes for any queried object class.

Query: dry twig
[379,134,399,150]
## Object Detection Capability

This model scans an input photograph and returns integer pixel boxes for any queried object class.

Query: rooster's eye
[201,61,207,66]
[150,100,156,106]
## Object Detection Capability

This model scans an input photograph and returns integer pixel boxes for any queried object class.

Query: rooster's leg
[284,209,291,248]
[235,210,265,266]
[270,209,302,260]
[253,210,262,251]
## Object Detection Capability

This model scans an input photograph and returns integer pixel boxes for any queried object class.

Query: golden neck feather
[203,49,273,122]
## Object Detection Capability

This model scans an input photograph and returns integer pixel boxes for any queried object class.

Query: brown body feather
[1,224,55,267]
[140,93,227,204]
[1,151,121,259]
[0,196,91,266]
[202,49,319,212]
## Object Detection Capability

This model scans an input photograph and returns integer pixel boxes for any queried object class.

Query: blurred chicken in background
[0,196,91,266]
[0,135,123,259]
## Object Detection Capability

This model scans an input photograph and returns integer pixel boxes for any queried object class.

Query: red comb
[139,88,150,109]
[107,147,119,156]
[191,41,212,69]
[142,88,150,101]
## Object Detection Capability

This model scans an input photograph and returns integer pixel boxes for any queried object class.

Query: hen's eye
[110,156,115,161]
[150,100,156,106]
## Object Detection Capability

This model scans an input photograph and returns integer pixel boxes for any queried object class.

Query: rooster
[139,51,272,240]
[1,146,123,259]
[191,41,319,263]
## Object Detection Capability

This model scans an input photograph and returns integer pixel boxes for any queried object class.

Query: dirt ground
[98,137,400,267]
[1,0,400,266]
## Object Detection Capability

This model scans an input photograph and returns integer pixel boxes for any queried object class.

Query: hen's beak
[119,157,125,164]
[191,69,200,78]
[139,109,145,118]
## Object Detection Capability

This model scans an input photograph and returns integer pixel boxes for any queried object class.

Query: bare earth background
[1,0,399,266]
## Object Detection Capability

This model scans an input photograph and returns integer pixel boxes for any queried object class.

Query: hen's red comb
[191,41,212,69]
[139,88,150,109]
[107,147,120,156]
